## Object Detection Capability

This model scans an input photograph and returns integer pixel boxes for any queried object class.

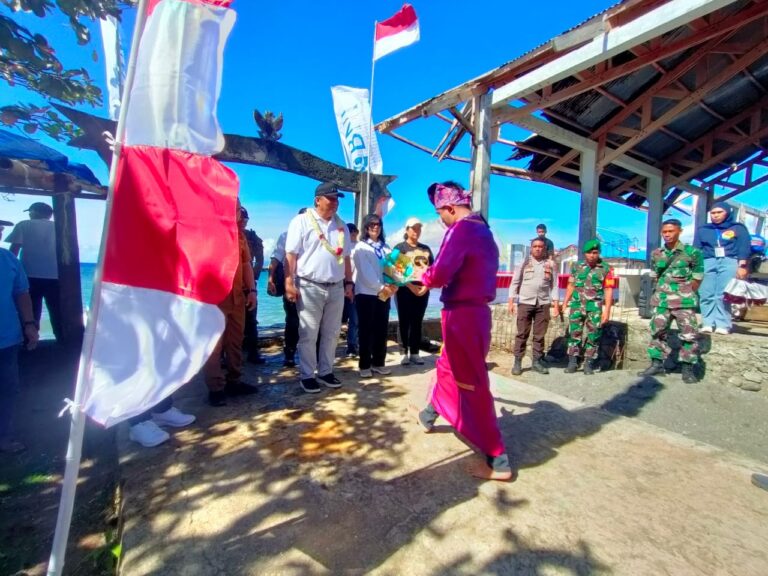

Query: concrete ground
[118,344,768,576]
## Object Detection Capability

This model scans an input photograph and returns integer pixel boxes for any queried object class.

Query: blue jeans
[0,345,20,441]
[700,257,738,330]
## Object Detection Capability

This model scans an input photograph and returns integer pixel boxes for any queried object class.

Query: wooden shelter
[376,0,768,258]
[0,131,106,344]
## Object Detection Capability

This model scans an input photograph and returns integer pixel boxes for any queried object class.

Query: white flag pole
[46,1,150,574]
[366,21,378,209]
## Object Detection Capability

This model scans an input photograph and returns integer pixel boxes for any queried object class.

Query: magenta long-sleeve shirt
[422,214,499,309]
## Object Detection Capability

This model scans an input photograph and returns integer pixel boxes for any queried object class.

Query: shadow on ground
[117,344,665,575]
[0,342,119,576]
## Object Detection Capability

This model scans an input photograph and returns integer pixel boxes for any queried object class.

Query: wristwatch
[344,280,355,287]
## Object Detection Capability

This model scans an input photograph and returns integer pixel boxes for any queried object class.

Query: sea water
[36,264,443,339]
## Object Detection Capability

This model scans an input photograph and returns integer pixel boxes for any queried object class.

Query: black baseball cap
[25,202,53,216]
[315,182,345,198]
[240,206,249,219]
[0,219,12,226]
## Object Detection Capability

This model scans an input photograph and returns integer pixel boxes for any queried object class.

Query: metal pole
[366,21,377,214]
[46,1,149,573]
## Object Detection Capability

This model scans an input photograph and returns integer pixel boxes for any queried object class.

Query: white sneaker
[359,368,373,378]
[400,354,411,366]
[714,327,730,335]
[129,421,170,448]
[410,354,424,365]
[153,407,195,428]
[372,366,392,375]
[699,325,714,333]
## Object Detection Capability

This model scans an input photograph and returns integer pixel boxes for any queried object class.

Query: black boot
[531,358,549,375]
[511,357,523,376]
[583,359,595,376]
[564,356,578,374]
[681,363,698,384]
[637,359,665,377]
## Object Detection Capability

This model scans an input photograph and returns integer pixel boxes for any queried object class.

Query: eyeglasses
[367,222,381,228]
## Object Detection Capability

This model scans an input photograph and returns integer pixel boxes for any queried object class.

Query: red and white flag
[373,4,420,61]
[81,0,239,427]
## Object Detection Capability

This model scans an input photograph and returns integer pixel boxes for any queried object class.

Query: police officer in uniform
[637,219,704,383]
[562,239,614,375]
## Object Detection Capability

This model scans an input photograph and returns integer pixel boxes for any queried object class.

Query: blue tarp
[0,129,100,185]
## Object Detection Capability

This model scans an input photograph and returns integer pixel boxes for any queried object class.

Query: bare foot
[466,458,517,482]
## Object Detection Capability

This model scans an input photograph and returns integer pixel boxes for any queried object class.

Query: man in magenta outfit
[413,181,514,481]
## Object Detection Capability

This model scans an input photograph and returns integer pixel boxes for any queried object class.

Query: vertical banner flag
[373,3,420,61]
[82,0,239,427]
[99,15,124,120]
[331,86,383,175]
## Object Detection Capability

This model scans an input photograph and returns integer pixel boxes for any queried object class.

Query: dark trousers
[127,396,172,426]
[283,296,299,359]
[513,303,551,360]
[355,294,390,370]
[0,345,20,441]
[396,286,429,355]
[29,277,62,341]
[243,304,259,357]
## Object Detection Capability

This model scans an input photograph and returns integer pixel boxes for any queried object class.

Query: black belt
[298,277,341,288]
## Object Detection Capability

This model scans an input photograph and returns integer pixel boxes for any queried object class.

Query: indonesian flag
[81,0,239,427]
[373,4,420,61]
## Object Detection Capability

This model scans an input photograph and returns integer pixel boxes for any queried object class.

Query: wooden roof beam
[496,2,768,125]
[664,93,768,165]
[601,36,768,167]
[491,0,743,109]
[668,123,768,186]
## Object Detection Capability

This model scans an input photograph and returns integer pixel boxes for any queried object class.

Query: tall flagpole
[46,1,150,573]
[366,21,377,215]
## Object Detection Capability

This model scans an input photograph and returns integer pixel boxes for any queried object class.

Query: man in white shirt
[6,202,61,341]
[285,183,354,393]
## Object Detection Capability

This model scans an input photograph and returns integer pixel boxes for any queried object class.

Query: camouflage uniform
[648,241,704,364]
[566,261,612,359]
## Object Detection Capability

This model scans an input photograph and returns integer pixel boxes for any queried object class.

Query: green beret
[582,238,601,253]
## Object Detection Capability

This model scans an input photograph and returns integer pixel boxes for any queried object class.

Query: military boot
[564,356,578,374]
[637,359,665,377]
[681,363,698,384]
[583,359,595,376]
[531,358,550,375]
[511,357,523,376]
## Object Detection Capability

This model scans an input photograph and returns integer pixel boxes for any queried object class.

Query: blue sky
[1,0,766,262]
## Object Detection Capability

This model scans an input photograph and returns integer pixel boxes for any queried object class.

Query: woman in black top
[394,217,434,365]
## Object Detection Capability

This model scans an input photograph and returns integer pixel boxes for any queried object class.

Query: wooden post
[646,174,663,264]
[52,186,84,346]
[691,187,712,245]
[355,174,370,228]
[470,93,492,220]
[578,147,599,252]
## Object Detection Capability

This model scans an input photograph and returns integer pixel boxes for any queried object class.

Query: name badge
[714,246,725,258]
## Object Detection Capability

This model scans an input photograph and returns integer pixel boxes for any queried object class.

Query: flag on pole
[373,3,420,61]
[331,86,383,175]
[82,0,239,427]
[99,15,124,121]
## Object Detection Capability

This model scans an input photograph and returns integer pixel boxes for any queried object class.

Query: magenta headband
[429,183,472,209]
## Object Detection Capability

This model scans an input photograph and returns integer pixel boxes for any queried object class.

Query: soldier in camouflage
[562,239,614,375]
[637,219,704,383]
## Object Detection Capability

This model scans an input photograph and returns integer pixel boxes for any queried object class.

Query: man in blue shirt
[1,219,39,453]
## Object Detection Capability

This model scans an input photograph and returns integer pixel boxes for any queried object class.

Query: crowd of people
[0,188,761,481]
